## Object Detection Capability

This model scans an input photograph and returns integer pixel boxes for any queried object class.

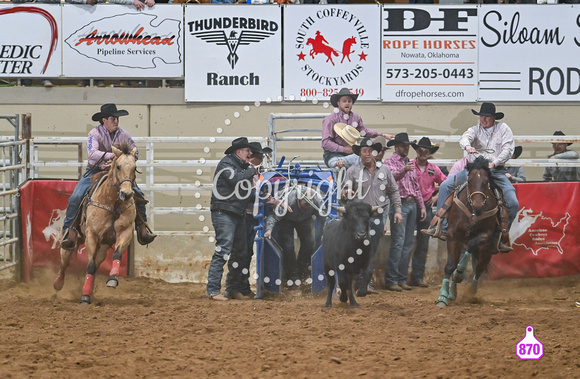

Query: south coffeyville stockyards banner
[2,4,580,102]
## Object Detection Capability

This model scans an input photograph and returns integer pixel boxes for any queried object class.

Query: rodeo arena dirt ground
[0,269,578,378]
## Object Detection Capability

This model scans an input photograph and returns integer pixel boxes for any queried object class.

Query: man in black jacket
[207,137,257,301]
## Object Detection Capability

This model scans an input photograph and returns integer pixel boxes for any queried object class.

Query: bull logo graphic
[192,30,275,69]
[43,209,65,249]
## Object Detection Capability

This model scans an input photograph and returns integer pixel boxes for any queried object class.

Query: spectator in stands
[60,104,156,251]
[422,103,517,253]
[342,137,402,296]
[322,88,393,169]
[264,185,326,287]
[543,131,580,182]
[410,137,446,288]
[384,133,426,292]
[207,137,257,301]
[506,146,526,183]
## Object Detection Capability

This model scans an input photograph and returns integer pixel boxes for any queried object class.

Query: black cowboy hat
[386,132,417,147]
[249,142,273,155]
[412,137,439,154]
[512,146,523,159]
[92,103,129,122]
[330,88,359,108]
[471,102,504,120]
[224,137,253,154]
[352,137,382,156]
[553,131,572,146]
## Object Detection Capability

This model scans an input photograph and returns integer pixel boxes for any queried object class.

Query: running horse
[436,156,503,307]
[53,143,137,304]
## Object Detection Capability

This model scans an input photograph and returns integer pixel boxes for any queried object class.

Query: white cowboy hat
[333,123,360,146]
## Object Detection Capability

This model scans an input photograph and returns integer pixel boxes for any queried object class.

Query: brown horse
[53,143,137,304]
[436,156,502,307]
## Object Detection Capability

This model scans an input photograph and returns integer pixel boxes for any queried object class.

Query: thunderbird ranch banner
[184,5,282,102]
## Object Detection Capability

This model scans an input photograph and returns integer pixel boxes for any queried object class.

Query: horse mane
[466,156,495,187]
[113,142,132,155]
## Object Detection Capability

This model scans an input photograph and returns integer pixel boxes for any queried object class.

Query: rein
[453,179,498,223]
[87,173,135,216]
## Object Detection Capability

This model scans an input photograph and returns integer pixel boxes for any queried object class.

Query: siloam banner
[382,5,479,103]
[478,5,580,101]
[0,4,61,78]
[184,5,282,102]
[62,5,183,78]
[284,5,381,102]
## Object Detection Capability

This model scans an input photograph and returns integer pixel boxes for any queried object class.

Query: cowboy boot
[498,206,513,253]
[421,193,454,240]
[61,208,84,250]
[135,212,156,245]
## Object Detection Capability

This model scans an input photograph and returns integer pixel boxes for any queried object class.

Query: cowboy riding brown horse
[53,143,138,304]
[436,155,507,307]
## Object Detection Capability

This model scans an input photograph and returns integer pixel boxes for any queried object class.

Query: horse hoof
[80,295,91,305]
[436,301,447,308]
[53,276,64,291]
[106,278,118,288]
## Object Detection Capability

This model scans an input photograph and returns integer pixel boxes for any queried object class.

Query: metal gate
[0,115,26,277]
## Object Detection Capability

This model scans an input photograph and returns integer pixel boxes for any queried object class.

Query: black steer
[322,201,376,307]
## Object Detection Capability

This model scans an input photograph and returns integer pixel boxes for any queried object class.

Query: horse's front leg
[469,250,491,296]
[436,239,462,307]
[107,220,134,289]
[53,247,74,291]
[81,238,109,305]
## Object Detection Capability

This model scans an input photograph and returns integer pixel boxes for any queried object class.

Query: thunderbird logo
[192,29,275,69]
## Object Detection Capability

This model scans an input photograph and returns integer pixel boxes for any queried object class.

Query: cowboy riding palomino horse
[435,156,508,308]
[53,143,138,304]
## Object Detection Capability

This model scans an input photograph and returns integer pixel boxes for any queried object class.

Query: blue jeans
[240,214,258,295]
[437,168,519,225]
[62,168,147,232]
[411,203,433,283]
[276,217,315,282]
[357,215,384,289]
[385,201,417,286]
[207,210,248,296]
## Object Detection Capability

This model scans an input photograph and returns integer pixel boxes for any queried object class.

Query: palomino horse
[436,156,502,307]
[53,143,137,304]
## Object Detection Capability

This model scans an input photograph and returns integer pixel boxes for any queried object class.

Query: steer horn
[331,205,346,216]
[371,205,384,216]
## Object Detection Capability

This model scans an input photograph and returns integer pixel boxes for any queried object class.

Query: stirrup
[136,222,157,245]
[61,228,78,251]
[421,217,442,239]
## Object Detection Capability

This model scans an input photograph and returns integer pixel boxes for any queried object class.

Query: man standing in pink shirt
[384,133,427,291]
[409,137,447,287]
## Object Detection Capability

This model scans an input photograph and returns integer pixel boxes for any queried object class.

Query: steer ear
[331,205,346,216]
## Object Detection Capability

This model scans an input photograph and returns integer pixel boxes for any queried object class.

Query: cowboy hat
[553,131,572,146]
[471,102,504,120]
[224,137,253,154]
[512,146,523,159]
[371,135,390,151]
[386,132,417,147]
[330,88,359,108]
[92,103,129,122]
[352,137,382,156]
[412,137,439,154]
[249,142,273,155]
[333,123,360,146]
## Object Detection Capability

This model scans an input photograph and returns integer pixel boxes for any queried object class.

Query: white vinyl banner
[382,5,478,103]
[478,5,580,101]
[0,4,61,77]
[284,5,381,102]
[62,5,183,78]
[184,5,282,102]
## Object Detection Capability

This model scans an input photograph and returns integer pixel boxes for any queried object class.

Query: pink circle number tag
[516,325,544,360]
